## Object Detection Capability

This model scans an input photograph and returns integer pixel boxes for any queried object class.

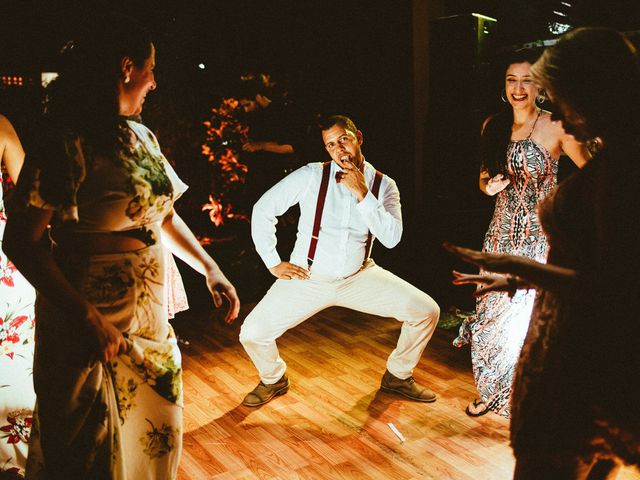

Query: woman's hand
[160,209,241,324]
[268,261,310,280]
[206,270,241,324]
[84,304,127,362]
[485,173,510,196]
[443,242,517,273]
[452,270,510,298]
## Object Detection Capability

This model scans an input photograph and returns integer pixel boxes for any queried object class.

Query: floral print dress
[0,170,36,479]
[13,119,188,479]
[455,131,558,417]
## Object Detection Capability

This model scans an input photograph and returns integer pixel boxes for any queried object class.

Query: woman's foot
[465,398,490,417]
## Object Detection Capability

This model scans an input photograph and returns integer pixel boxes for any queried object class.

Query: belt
[51,228,156,255]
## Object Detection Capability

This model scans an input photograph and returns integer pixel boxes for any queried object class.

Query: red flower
[9,315,27,330]
[0,413,32,444]
[5,333,19,344]
[0,262,17,287]
[0,424,20,444]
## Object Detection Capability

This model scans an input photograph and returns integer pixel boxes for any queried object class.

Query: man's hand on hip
[269,262,311,280]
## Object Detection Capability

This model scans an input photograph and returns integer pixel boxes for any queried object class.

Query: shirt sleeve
[251,164,313,268]
[355,174,403,248]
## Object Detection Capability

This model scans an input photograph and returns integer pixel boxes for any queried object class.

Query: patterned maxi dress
[0,171,36,478]
[11,119,188,479]
[455,123,558,417]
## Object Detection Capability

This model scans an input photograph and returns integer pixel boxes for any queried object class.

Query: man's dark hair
[319,115,358,135]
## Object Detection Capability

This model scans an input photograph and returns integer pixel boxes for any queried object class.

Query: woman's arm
[559,126,591,168]
[479,168,510,196]
[242,141,294,155]
[0,115,25,182]
[161,208,240,324]
[478,115,510,196]
[443,243,579,294]
[4,207,126,361]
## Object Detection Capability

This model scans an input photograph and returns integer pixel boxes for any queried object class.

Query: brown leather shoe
[380,370,436,402]
[242,374,290,407]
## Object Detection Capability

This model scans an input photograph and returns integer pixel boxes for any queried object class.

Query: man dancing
[239,115,440,407]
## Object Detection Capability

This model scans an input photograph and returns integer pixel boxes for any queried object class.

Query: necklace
[512,109,541,141]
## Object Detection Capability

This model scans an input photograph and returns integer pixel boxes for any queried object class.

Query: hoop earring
[535,90,546,106]
[586,137,603,155]
[501,89,507,103]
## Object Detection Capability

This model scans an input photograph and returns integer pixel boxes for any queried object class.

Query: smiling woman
[4,12,239,480]
[453,48,590,418]
[119,43,157,116]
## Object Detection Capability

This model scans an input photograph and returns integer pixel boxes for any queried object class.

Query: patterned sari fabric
[13,119,187,479]
[455,137,557,417]
[0,173,36,479]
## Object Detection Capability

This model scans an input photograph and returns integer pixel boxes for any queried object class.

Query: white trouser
[239,261,440,384]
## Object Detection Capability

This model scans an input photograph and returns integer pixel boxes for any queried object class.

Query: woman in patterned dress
[3,15,240,479]
[0,115,36,479]
[447,27,640,478]
[454,49,589,417]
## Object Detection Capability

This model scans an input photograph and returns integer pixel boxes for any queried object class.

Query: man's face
[322,124,363,169]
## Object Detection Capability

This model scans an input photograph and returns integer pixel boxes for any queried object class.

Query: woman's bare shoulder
[538,110,561,130]
[537,110,565,140]
[0,114,10,131]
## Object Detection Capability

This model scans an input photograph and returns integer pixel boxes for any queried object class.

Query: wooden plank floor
[174,304,640,480]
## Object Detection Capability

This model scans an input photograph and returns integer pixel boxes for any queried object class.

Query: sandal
[465,398,490,417]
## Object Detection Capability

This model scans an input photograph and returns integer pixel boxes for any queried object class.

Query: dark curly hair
[480,48,542,177]
[531,27,640,143]
[45,13,153,152]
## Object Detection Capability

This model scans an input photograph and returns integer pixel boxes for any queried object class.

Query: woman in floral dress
[0,115,36,479]
[454,49,589,417]
[4,15,240,480]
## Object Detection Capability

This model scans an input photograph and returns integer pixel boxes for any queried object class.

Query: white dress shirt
[251,159,403,280]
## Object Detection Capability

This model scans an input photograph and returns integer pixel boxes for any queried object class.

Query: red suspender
[307,161,332,267]
[363,170,383,265]
[306,162,383,269]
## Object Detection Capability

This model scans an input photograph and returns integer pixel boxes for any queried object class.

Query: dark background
[1,0,639,311]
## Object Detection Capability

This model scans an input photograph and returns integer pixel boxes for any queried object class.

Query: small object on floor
[176,336,190,347]
[380,370,436,402]
[465,398,491,417]
[242,374,290,407]
[387,422,406,443]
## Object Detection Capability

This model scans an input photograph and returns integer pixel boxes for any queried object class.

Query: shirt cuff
[260,251,282,270]
[356,190,379,213]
